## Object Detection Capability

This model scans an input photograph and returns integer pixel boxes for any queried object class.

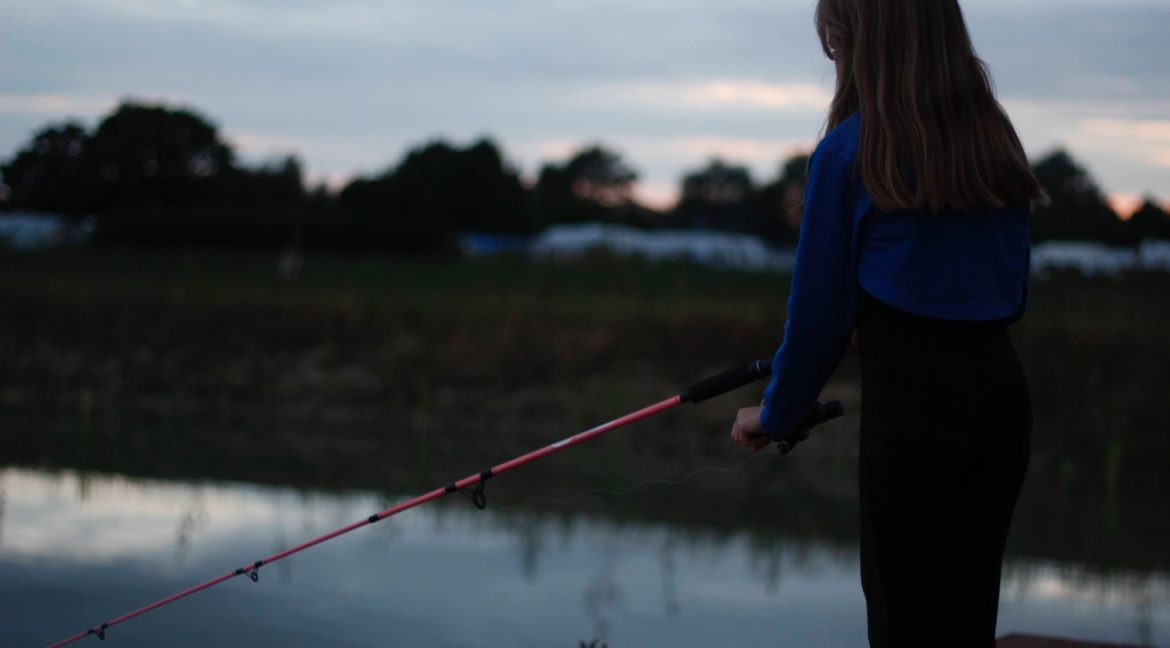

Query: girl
[729,0,1045,645]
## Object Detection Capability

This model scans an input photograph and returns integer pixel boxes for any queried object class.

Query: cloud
[1081,118,1170,141]
[584,79,832,112]
[2,0,1167,204]
[0,94,114,116]
[677,80,831,111]
[1073,118,1170,176]
[655,135,812,161]
[511,137,582,164]
[42,0,421,40]
[225,130,316,158]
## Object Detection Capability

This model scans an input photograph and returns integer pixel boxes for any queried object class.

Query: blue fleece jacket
[759,113,1030,441]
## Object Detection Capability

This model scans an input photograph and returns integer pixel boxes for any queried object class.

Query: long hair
[815,0,1047,212]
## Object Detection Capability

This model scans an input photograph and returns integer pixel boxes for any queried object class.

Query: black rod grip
[777,400,845,455]
[680,356,774,404]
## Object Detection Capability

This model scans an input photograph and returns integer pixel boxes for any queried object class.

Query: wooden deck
[997,634,1143,648]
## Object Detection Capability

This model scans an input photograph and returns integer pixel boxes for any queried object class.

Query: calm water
[4,465,1166,647]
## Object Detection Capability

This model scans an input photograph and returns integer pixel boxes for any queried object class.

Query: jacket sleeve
[759,143,860,441]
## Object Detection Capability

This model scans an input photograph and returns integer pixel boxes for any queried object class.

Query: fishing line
[492,452,770,513]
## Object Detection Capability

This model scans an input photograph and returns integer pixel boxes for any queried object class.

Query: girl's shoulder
[817,113,861,165]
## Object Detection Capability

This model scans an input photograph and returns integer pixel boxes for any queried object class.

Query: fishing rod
[48,355,843,647]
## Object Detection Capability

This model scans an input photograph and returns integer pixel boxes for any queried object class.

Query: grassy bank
[1,248,1165,419]
[3,247,1164,323]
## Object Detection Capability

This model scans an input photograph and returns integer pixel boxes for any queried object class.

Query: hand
[730,406,772,452]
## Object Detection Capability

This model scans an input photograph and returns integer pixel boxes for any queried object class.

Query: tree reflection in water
[173,491,208,564]
[582,538,622,642]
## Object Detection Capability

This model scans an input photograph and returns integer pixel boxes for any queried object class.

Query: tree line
[2,100,1167,251]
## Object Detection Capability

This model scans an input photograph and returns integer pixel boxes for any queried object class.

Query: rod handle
[680,356,774,404]
[777,400,845,455]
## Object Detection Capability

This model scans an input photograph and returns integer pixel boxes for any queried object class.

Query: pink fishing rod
[48,356,842,647]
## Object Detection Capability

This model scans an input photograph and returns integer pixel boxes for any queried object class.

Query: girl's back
[732,1,1046,645]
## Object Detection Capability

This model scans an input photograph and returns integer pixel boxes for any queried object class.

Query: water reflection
[0,479,6,552]
[515,516,544,579]
[2,468,1166,648]
[582,538,622,641]
[173,491,208,564]
[660,534,681,617]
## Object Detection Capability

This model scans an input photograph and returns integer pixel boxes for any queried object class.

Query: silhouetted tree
[674,158,756,231]
[1030,150,1120,242]
[7,100,1165,251]
[753,153,809,246]
[534,145,641,226]
[1126,198,1170,243]
[564,146,638,207]
[0,122,94,213]
[1,102,302,221]
[339,137,529,250]
[83,102,235,210]
[224,155,305,206]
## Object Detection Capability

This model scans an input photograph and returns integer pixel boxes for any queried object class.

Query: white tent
[530,223,795,272]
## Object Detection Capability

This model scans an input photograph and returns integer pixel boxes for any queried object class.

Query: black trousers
[857,289,1031,648]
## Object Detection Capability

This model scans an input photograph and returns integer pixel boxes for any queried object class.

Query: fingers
[747,433,771,451]
[744,431,770,452]
[730,406,771,451]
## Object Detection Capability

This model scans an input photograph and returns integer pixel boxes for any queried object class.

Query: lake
[4,420,1166,647]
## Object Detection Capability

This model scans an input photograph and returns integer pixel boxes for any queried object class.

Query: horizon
[2,0,1168,214]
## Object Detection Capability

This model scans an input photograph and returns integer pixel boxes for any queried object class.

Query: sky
[1,0,1168,213]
